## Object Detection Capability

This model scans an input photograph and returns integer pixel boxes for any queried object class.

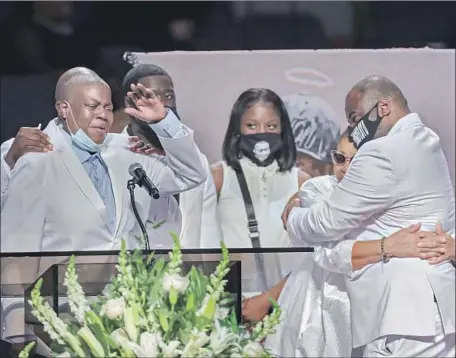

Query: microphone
[128,163,160,199]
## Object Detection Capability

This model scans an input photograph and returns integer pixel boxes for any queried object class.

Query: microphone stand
[127,178,150,251]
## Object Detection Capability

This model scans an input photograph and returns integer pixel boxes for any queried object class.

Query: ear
[55,101,68,119]
[377,98,392,117]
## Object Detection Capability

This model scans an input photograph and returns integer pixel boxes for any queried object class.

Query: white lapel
[101,134,128,235]
[52,127,111,230]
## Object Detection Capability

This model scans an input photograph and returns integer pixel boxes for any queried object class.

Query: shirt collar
[388,112,423,136]
[57,123,100,164]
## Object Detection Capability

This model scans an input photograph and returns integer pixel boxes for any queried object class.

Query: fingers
[435,222,444,235]
[419,251,442,260]
[129,83,156,101]
[406,223,421,233]
[127,136,140,143]
[24,144,53,153]
[427,256,448,265]
[417,236,447,248]
[124,107,144,120]
[144,148,164,156]
[418,231,437,239]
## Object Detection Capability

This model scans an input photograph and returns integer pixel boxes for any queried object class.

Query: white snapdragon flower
[209,320,237,355]
[160,340,182,357]
[162,273,189,293]
[181,330,210,357]
[126,332,162,357]
[100,297,125,320]
[215,306,230,320]
[243,342,265,357]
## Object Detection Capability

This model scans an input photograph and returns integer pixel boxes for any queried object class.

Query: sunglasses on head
[331,150,352,165]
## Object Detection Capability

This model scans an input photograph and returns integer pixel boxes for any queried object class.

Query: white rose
[101,297,125,319]
[162,273,189,293]
[242,342,265,357]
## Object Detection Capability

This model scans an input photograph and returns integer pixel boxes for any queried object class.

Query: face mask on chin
[348,102,383,149]
[63,101,105,153]
[238,133,282,167]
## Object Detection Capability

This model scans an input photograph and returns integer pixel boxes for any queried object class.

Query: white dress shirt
[288,113,455,348]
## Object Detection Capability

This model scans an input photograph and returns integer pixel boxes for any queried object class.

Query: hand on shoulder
[4,127,53,170]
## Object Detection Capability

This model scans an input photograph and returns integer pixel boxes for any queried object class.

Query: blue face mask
[64,101,105,153]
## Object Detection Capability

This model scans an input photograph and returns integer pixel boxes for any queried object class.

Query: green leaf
[230,309,239,334]
[186,292,195,312]
[169,286,178,306]
[85,310,110,355]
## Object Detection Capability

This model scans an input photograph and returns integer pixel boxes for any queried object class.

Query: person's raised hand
[4,127,53,169]
[281,192,301,230]
[127,136,165,156]
[124,83,167,123]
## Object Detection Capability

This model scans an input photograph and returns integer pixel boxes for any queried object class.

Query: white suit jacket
[0,119,183,248]
[120,126,222,248]
[179,152,222,248]
[288,113,455,348]
[0,113,206,253]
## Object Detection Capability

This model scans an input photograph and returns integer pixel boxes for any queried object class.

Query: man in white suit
[119,64,222,248]
[0,68,183,247]
[284,76,455,357]
[1,69,206,253]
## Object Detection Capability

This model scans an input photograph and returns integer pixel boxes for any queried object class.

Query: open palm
[124,83,167,123]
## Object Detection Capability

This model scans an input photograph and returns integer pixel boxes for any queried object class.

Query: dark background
[0,1,455,141]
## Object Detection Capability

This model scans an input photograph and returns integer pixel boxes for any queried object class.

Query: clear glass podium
[0,247,313,357]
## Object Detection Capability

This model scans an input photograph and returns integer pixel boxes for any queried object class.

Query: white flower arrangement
[21,234,281,357]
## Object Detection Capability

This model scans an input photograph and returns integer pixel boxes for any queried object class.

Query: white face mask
[63,101,105,152]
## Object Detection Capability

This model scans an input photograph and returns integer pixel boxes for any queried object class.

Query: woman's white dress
[264,175,355,357]
[214,158,306,293]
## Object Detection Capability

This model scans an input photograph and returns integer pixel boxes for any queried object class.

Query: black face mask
[348,102,382,149]
[239,133,282,167]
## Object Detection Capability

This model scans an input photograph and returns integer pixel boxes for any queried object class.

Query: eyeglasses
[331,150,353,165]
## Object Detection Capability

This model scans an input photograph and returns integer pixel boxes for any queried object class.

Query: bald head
[55,67,99,101]
[348,75,408,111]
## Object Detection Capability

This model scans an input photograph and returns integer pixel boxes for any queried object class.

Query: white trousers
[355,303,455,357]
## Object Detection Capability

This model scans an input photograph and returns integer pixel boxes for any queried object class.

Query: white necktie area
[0,48,455,358]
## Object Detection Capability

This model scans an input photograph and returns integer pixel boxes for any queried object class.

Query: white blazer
[1,120,183,248]
[179,153,222,248]
[120,125,222,248]
[288,113,455,348]
[0,116,206,253]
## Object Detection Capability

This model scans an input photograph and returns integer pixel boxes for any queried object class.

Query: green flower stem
[78,326,106,358]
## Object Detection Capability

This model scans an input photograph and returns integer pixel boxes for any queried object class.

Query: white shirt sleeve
[313,240,356,276]
[288,142,396,245]
[0,138,14,210]
[199,163,223,247]
[149,110,186,138]
[1,153,47,252]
